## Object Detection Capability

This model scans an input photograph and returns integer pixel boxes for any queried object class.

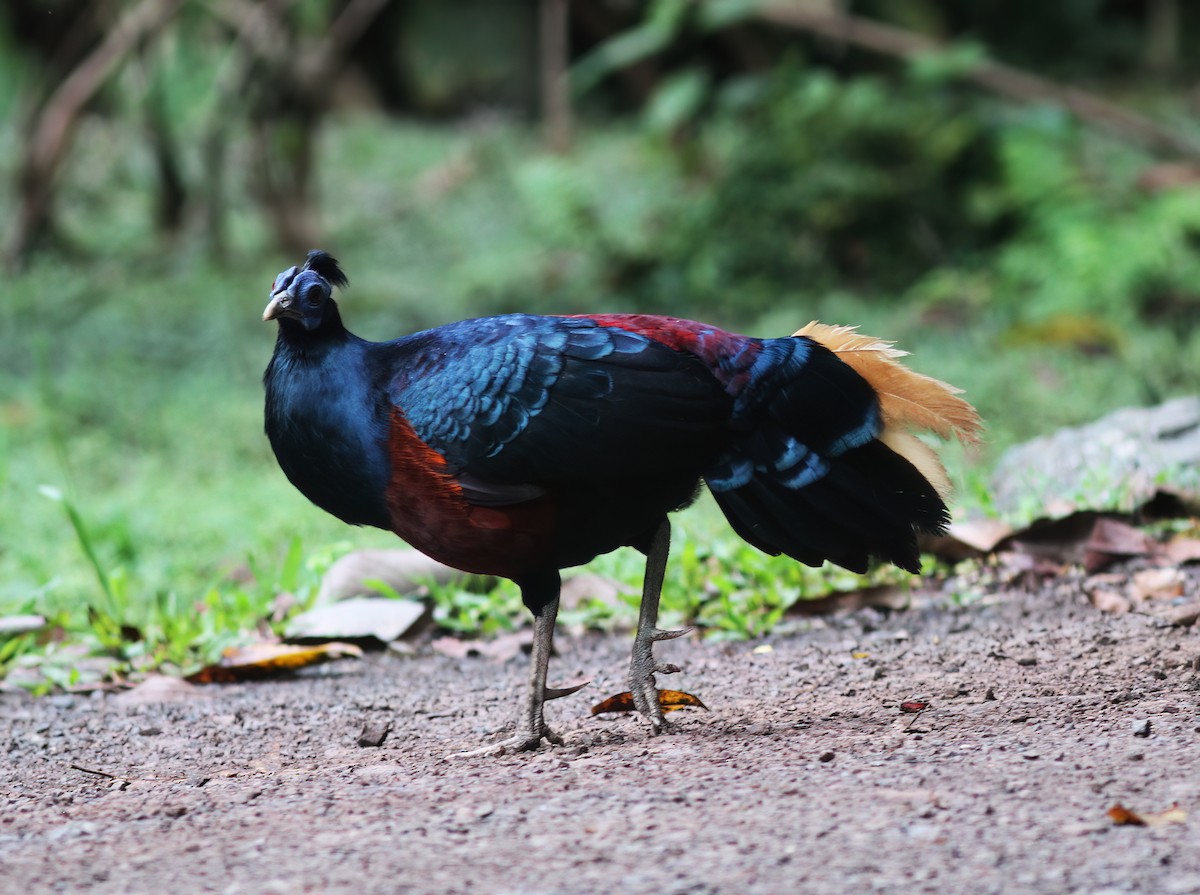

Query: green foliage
[429,579,526,637]
[7,31,1200,686]
[655,67,1006,316]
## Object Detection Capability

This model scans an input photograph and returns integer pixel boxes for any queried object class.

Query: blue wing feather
[381,315,731,489]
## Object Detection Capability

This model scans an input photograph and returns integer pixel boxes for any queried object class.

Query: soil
[4,577,1200,895]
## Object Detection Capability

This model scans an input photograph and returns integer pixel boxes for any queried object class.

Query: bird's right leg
[628,518,693,733]
[458,570,584,757]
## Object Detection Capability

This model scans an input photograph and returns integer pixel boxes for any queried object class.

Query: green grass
[3,111,1198,690]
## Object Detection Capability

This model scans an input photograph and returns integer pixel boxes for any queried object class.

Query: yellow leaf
[590,689,709,716]
[187,642,362,684]
[1108,802,1187,827]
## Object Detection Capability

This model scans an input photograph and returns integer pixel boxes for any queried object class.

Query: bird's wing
[384,316,731,498]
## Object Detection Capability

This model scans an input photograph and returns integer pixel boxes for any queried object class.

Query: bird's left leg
[628,518,693,733]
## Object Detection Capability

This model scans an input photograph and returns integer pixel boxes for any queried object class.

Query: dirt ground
[4,574,1200,895]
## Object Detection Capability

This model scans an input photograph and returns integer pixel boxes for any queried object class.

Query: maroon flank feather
[383,410,556,579]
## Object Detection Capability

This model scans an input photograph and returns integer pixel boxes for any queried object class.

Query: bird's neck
[275,310,354,363]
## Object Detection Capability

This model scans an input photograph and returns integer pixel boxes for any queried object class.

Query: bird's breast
[383,410,556,579]
[264,360,392,529]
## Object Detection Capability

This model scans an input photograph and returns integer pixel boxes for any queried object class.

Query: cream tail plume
[794,322,983,499]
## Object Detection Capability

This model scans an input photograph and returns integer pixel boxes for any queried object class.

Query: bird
[263,250,981,754]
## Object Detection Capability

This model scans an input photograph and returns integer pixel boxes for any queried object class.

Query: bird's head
[263,250,349,331]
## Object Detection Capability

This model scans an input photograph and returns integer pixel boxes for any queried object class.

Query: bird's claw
[453,724,563,758]
[543,679,590,701]
[649,625,694,643]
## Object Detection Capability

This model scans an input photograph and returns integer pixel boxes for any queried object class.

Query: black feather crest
[303,250,349,289]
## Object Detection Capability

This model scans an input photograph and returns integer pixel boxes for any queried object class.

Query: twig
[540,0,573,152]
[751,3,1200,160]
[70,763,127,781]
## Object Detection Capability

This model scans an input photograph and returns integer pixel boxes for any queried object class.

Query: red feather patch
[383,411,556,579]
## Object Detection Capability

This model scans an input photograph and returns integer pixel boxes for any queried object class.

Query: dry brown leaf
[937,519,1013,558]
[900,700,930,714]
[186,642,362,684]
[1108,802,1187,827]
[1084,518,1156,573]
[1130,568,1186,602]
[112,675,208,706]
[1088,589,1131,615]
[787,583,910,616]
[431,631,533,663]
[1003,511,1107,565]
[1165,536,1200,565]
[590,689,709,716]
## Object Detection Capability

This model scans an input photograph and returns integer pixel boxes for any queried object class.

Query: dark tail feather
[711,440,948,574]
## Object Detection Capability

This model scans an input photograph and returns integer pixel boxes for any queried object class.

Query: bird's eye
[305,284,327,307]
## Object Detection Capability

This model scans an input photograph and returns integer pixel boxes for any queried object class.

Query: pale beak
[263,292,291,321]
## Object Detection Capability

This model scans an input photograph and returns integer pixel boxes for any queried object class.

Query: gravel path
[4,581,1199,895]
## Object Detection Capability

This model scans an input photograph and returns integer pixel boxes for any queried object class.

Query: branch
[7,0,189,266]
[754,3,1200,160]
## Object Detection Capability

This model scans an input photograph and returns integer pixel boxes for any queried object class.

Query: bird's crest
[795,321,982,498]
[303,250,349,289]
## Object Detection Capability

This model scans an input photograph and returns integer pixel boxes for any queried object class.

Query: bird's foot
[453,722,563,758]
[452,679,587,758]
[629,625,694,734]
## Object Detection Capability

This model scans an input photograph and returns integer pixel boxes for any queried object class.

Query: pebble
[1131,719,1152,738]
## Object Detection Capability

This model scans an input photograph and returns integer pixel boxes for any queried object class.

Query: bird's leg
[628,519,693,733]
[516,592,563,748]
[457,573,570,757]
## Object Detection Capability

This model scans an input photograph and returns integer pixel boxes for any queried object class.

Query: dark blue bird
[263,251,980,753]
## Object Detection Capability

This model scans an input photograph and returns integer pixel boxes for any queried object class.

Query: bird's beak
[263,291,291,322]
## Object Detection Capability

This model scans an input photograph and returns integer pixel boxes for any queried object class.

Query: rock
[286,597,428,644]
[991,396,1200,516]
[315,548,495,605]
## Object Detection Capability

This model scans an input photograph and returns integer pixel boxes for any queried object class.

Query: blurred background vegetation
[3,0,1200,685]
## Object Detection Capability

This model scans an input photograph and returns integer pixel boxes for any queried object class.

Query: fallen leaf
[1088,589,1131,615]
[431,630,533,663]
[186,642,362,684]
[285,597,427,643]
[1130,568,1185,602]
[559,573,627,613]
[1108,802,1187,827]
[1000,511,1107,565]
[590,689,709,716]
[1084,518,1156,574]
[0,614,46,635]
[923,518,1013,561]
[112,675,208,706]
[1165,536,1200,565]
[900,700,930,714]
[788,583,910,616]
[316,548,494,605]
